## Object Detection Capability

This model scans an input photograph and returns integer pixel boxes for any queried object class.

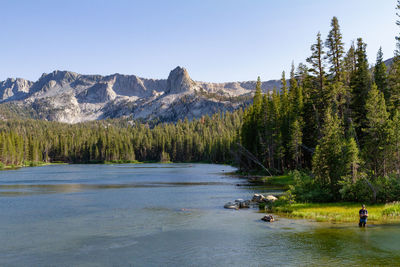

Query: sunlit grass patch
[274,202,400,223]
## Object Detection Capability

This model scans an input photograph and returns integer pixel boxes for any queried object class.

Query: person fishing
[359,204,368,227]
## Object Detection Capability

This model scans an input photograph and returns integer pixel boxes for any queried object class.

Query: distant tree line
[0,111,242,167]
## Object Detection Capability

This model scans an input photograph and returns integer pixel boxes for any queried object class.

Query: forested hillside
[0,111,241,167]
[241,12,400,202]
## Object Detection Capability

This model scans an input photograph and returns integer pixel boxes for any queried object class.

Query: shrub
[290,170,334,202]
[382,202,400,217]
[339,177,373,203]
[375,176,400,203]
[339,175,400,203]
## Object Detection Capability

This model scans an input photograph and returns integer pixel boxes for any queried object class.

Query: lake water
[1,164,400,266]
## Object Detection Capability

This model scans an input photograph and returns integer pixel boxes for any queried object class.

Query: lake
[1,164,400,266]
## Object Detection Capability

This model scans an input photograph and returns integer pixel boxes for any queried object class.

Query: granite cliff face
[0,67,281,123]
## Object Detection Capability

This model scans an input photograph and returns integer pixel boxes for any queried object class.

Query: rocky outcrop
[166,66,197,94]
[77,83,116,103]
[0,67,281,123]
[0,78,33,101]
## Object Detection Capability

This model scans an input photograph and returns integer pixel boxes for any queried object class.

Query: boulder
[261,215,275,222]
[224,202,239,209]
[252,194,265,203]
[239,200,250,209]
[263,195,278,203]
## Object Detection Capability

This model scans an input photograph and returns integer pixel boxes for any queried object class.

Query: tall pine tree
[325,17,345,82]
[374,47,389,103]
[350,38,372,142]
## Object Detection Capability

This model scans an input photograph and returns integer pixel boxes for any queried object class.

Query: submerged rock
[224,202,239,209]
[261,215,275,222]
[238,199,250,208]
[224,199,250,209]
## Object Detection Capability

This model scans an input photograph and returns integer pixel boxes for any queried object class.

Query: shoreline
[0,160,197,171]
[241,172,400,224]
[4,162,400,225]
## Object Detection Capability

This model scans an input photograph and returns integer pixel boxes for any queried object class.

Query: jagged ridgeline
[0,111,242,166]
[0,67,280,123]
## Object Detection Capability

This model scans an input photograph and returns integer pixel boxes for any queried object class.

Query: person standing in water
[359,204,368,227]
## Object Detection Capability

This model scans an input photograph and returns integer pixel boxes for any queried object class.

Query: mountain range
[0,67,281,123]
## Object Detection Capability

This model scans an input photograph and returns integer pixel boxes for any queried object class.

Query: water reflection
[280,224,400,265]
[1,164,400,266]
[0,181,231,197]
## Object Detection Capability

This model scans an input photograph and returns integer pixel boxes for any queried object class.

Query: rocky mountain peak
[45,70,79,83]
[0,67,283,123]
[166,66,195,94]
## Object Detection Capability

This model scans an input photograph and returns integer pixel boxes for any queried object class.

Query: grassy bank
[250,174,400,223]
[271,202,400,223]
[0,161,65,170]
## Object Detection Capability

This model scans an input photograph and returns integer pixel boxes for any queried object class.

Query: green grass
[0,161,65,171]
[258,175,294,189]
[273,202,400,223]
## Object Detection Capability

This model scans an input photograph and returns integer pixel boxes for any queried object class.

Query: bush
[374,175,400,202]
[0,162,4,170]
[339,175,400,203]
[339,177,373,203]
[290,170,334,202]
[382,202,400,217]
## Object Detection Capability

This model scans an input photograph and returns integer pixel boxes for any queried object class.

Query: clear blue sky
[0,0,398,82]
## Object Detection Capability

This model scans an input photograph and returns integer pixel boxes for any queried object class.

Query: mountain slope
[0,67,281,123]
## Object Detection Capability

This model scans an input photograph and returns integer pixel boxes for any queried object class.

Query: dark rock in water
[252,193,265,203]
[224,199,250,209]
[224,202,239,209]
[261,215,275,222]
[237,199,250,208]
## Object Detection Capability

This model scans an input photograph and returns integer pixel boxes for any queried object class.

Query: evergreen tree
[396,0,400,56]
[307,32,326,93]
[350,38,372,141]
[325,17,345,81]
[374,47,389,103]
[312,107,347,195]
[280,71,291,170]
[388,58,400,111]
[289,62,304,116]
[388,0,400,112]
[343,42,356,86]
[304,32,326,156]
[289,119,303,168]
[363,84,390,177]
[280,71,289,110]
[241,77,263,166]
[390,110,400,175]
[344,137,360,183]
